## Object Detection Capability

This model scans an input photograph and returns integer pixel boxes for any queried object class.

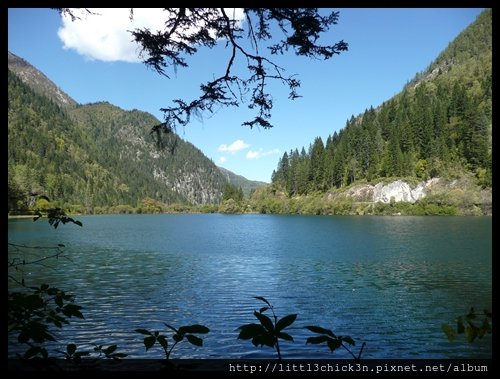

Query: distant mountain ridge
[7,51,258,210]
[218,166,267,197]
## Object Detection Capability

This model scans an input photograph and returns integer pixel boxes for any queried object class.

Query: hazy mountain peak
[218,166,267,197]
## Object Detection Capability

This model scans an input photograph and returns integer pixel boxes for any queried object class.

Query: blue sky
[8,8,484,182]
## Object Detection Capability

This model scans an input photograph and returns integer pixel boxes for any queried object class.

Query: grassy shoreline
[9,201,492,219]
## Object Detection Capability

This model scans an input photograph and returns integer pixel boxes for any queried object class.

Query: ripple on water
[8,215,491,358]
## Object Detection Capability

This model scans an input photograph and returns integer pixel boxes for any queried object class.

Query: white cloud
[58,8,245,63]
[217,139,250,154]
[246,150,261,159]
[218,156,227,164]
[58,8,161,62]
[246,148,280,160]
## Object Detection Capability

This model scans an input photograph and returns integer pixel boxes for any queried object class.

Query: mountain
[270,9,491,210]
[218,167,267,197]
[8,52,77,110]
[8,52,232,212]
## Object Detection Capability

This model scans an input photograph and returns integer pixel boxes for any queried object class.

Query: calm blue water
[8,214,492,359]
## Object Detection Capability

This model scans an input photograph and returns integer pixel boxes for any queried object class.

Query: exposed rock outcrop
[340,178,441,204]
[372,179,439,203]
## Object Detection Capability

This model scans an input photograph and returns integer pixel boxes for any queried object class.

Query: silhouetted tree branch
[8,243,69,286]
[55,8,348,132]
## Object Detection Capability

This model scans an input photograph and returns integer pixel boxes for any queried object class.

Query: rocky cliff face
[343,178,441,203]
[335,175,491,214]
[372,179,440,203]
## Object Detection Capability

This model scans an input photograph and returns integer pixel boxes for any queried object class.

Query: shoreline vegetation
[9,179,491,218]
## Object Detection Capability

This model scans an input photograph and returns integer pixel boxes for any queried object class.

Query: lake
[8,214,492,359]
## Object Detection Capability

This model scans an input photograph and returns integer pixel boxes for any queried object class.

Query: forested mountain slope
[8,54,230,212]
[270,9,491,198]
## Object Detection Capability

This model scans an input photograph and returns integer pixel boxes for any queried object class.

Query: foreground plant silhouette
[136,323,210,360]
[305,325,365,361]
[57,343,127,363]
[238,296,297,360]
[8,208,129,363]
[442,308,492,343]
[8,283,84,359]
[8,206,84,359]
